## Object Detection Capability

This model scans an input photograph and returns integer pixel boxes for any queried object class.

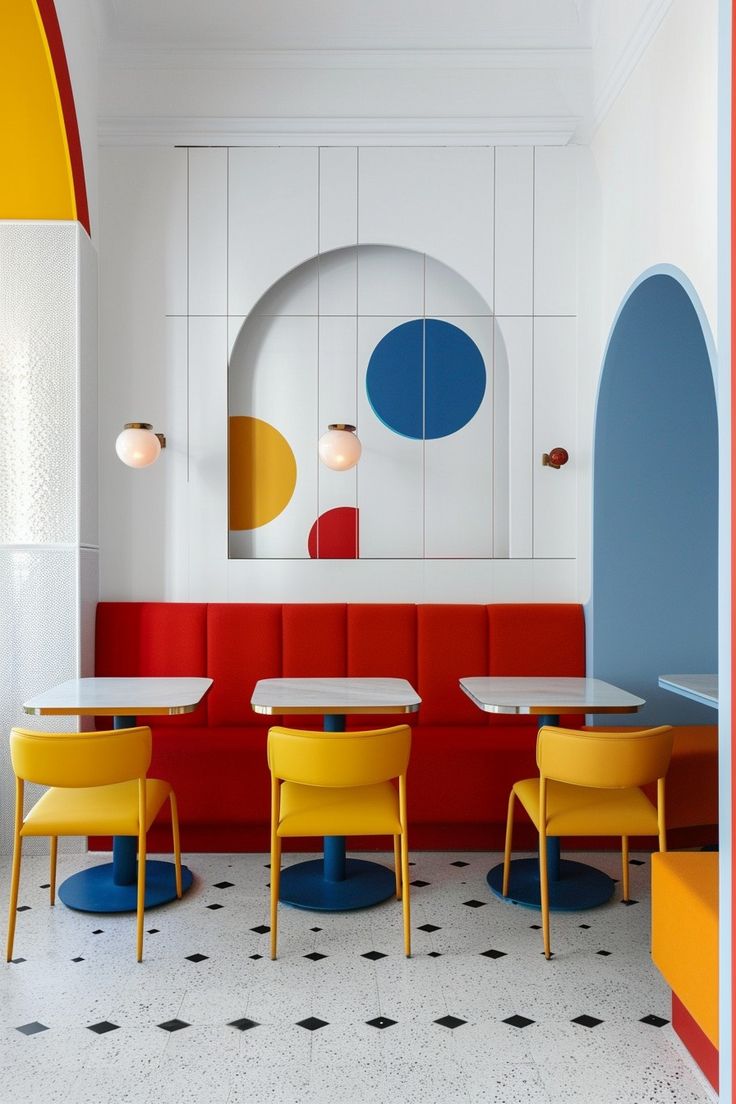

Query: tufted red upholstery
[92,601,586,852]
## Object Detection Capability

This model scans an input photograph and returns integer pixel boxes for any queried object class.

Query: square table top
[23,677,213,716]
[251,677,421,716]
[658,674,718,709]
[459,676,645,715]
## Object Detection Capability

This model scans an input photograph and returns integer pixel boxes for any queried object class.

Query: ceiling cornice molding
[98,114,580,147]
[592,0,673,132]
[99,45,591,72]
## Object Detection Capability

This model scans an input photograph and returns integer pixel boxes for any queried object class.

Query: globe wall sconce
[541,447,569,469]
[318,424,362,471]
[115,423,167,468]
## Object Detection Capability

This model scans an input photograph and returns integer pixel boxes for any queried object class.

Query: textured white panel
[424,316,493,558]
[189,317,228,593]
[358,244,424,317]
[228,147,319,317]
[496,316,533,559]
[319,247,356,317]
[357,316,423,559]
[78,228,99,550]
[228,314,318,558]
[317,316,358,524]
[533,317,576,558]
[79,547,99,681]
[534,146,577,316]
[0,224,77,545]
[495,147,534,316]
[188,148,228,315]
[0,548,80,855]
[319,147,358,253]
[425,256,491,317]
[358,147,494,308]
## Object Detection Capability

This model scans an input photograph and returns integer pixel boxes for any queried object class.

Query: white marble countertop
[459,676,645,715]
[658,674,718,709]
[251,677,421,715]
[23,677,213,716]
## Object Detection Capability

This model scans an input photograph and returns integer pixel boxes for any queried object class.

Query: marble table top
[23,677,213,716]
[459,676,645,715]
[658,674,718,709]
[251,677,421,715]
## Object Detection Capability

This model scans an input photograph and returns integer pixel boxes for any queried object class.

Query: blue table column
[57,715,194,914]
[277,713,398,911]
[486,714,616,911]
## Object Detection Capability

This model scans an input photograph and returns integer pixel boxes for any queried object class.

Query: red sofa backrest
[95,602,586,727]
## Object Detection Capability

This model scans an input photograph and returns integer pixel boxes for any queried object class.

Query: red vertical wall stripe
[35,0,90,235]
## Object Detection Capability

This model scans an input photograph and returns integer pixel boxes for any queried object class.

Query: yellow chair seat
[277,781,401,837]
[21,778,172,837]
[513,777,659,837]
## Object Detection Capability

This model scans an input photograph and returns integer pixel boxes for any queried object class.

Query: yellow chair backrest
[10,726,152,788]
[268,725,411,788]
[537,725,674,789]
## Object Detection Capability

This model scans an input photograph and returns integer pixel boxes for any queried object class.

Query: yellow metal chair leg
[49,836,58,906]
[539,832,551,960]
[502,789,516,897]
[270,838,281,961]
[621,836,630,902]
[393,835,402,899]
[400,831,411,958]
[169,792,183,898]
[6,833,23,962]
[136,781,146,963]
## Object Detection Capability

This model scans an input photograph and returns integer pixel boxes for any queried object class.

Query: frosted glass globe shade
[115,425,162,468]
[318,426,362,471]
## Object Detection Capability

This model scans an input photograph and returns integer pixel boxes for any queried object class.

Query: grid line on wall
[355,145,360,559]
[531,146,536,557]
[186,148,190,483]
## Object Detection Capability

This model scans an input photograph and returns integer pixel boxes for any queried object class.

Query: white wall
[98,143,579,603]
[577,0,719,602]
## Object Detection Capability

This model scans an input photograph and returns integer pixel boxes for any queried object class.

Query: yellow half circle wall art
[229,416,297,530]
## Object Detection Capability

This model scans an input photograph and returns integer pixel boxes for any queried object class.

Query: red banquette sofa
[93,601,717,853]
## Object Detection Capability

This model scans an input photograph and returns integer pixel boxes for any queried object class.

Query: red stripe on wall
[35,0,90,235]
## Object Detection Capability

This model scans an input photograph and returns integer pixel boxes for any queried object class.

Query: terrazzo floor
[0,849,717,1104]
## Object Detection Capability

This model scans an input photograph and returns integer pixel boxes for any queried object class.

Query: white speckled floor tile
[0,850,716,1104]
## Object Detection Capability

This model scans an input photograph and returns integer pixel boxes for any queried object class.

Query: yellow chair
[6,726,182,963]
[268,724,411,959]
[503,724,674,959]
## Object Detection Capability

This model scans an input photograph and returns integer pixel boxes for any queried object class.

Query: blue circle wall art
[365,318,486,440]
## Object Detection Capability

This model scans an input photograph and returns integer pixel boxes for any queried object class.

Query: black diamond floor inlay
[480,949,507,959]
[186,953,209,963]
[361,951,387,960]
[640,1014,669,1028]
[417,923,441,932]
[229,1018,260,1031]
[16,906,31,913]
[572,1015,603,1028]
[310,927,322,932]
[147,929,159,935]
[366,1017,397,1029]
[297,1017,328,1031]
[622,899,639,907]
[158,1019,190,1032]
[251,925,270,935]
[9,957,26,964]
[249,954,263,960]
[71,957,84,963]
[92,929,104,935]
[304,952,327,961]
[434,1015,467,1029]
[410,880,430,887]
[529,924,541,930]
[463,899,486,908]
[503,1015,535,1029]
[597,950,612,957]
[427,951,443,958]
[629,859,646,866]
[39,884,50,889]
[450,861,469,867]
[16,1022,48,1036]
[579,924,591,930]
[88,1021,120,1035]
[213,881,234,889]
[206,903,224,910]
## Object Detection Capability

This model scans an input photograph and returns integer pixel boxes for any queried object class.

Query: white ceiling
[96,0,595,53]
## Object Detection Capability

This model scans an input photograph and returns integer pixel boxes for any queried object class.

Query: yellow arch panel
[0,1,76,221]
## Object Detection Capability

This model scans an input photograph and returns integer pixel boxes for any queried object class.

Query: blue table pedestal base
[279,857,396,911]
[58,860,193,913]
[486,857,615,912]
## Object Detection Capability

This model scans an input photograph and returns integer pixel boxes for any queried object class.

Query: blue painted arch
[590,269,718,727]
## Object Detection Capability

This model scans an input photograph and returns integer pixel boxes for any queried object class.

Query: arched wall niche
[590,267,718,726]
[228,243,513,560]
